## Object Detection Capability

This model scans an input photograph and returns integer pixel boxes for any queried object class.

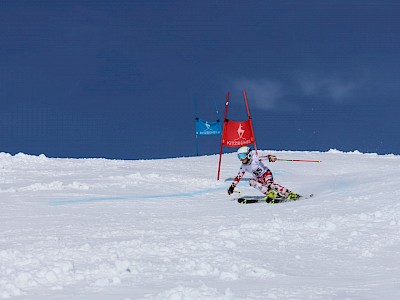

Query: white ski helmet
[237,146,252,161]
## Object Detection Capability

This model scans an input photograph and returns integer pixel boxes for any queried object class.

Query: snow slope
[1,150,400,300]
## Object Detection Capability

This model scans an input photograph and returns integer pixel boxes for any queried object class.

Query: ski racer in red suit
[227,146,300,201]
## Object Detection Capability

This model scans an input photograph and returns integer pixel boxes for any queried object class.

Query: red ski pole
[260,156,321,163]
[276,158,322,163]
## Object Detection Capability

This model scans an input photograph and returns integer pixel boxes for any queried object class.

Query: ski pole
[228,190,241,196]
[260,156,321,163]
[276,158,321,163]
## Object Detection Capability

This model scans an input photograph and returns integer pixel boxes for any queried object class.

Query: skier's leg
[249,179,270,195]
[265,179,300,200]
[249,170,300,199]
[260,170,291,198]
[268,182,290,197]
[249,170,278,197]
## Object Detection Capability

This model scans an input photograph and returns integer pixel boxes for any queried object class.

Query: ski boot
[264,190,285,204]
[287,192,301,200]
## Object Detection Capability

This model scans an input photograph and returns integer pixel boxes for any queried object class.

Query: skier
[227,146,300,202]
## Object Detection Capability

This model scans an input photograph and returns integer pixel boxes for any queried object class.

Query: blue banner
[196,119,221,136]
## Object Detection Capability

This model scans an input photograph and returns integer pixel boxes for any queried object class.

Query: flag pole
[195,119,199,156]
[194,97,199,156]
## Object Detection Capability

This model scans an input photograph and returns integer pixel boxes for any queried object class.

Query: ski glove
[227,184,235,195]
[268,155,277,162]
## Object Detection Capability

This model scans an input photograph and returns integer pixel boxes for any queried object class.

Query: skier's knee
[249,179,256,187]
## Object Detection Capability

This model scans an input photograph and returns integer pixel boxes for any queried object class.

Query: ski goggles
[237,153,248,160]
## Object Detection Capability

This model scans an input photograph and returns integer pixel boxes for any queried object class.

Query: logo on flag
[196,119,221,136]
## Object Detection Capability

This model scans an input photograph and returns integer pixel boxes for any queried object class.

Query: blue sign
[196,119,221,136]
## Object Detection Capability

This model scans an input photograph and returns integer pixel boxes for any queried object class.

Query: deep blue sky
[1,1,399,159]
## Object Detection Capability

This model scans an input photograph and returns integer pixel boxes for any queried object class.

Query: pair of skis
[236,193,314,204]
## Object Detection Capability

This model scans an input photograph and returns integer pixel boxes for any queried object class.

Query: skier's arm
[232,168,245,187]
[227,167,245,195]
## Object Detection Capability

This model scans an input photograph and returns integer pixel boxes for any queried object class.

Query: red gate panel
[222,120,254,148]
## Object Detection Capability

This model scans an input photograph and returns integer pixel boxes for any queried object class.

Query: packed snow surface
[1,150,400,299]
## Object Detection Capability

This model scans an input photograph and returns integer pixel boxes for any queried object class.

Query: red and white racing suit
[231,152,290,197]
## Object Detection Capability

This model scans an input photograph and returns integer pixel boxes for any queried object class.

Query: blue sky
[1,1,399,159]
